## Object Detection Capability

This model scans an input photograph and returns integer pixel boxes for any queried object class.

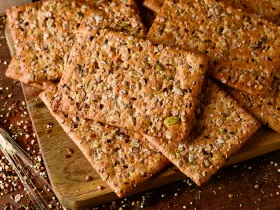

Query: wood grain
[5,20,280,209]
[0,0,31,16]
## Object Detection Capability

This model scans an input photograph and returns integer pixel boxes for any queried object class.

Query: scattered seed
[100,172,109,181]
[67,148,74,154]
[85,176,93,181]
[14,194,21,203]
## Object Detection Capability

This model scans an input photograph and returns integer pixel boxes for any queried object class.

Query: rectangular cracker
[39,88,169,198]
[147,0,280,96]
[5,55,56,90]
[51,29,208,143]
[228,78,280,133]
[145,79,261,185]
[6,0,146,83]
[143,0,280,25]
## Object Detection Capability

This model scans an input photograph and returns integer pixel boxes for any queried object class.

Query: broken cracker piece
[5,55,56,90]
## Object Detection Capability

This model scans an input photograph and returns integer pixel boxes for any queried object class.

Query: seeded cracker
[6,0,145,83]
[39,88,170,198]
[51,29,207,143]
[6,55,55,90]
[228,78,280,134]
[143,0,280,25]
[147,0,280,96]
[220,0,280,24]
[145,79,260,185]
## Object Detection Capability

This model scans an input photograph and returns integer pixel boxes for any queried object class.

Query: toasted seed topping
[148,0,280,96]
[164,116,180,126]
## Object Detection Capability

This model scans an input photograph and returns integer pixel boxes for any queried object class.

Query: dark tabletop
[0,11,280,210]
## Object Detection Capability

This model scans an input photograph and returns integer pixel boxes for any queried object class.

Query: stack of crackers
[6,0,280,198]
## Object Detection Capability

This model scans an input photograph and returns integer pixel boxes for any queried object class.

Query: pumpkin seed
[131,142,140,148]
[208,104,216,111]
[164,116,180,126]
[127,39,133,45]
[276,71,280,79]
[218,128,226,134]
[156,63,163,71]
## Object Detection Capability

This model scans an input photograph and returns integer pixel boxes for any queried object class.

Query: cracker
[5,55,55,90]
[147,0,280,96]
[220,0,280,24]
[145,79,261,185]
[51,29,208,143]
[143,0,163,13]
[228,78,280,133]
[6,0,146,83]
[143,0,280,25]
[6,1,41,47]
[39,88,169,198]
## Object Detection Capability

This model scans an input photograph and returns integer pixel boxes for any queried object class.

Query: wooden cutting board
[5,20,280,210]
[0,0,31,16]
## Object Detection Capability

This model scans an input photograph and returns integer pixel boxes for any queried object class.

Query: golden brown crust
[228,78,280,133]
[5,55,56,90]
[51,29,208,143]
[39,88,170,198]
[143,0,280,26]
[147,0,280,96]
[146,80,261,185]
[6,0,146,83]
[220,0,280,24]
